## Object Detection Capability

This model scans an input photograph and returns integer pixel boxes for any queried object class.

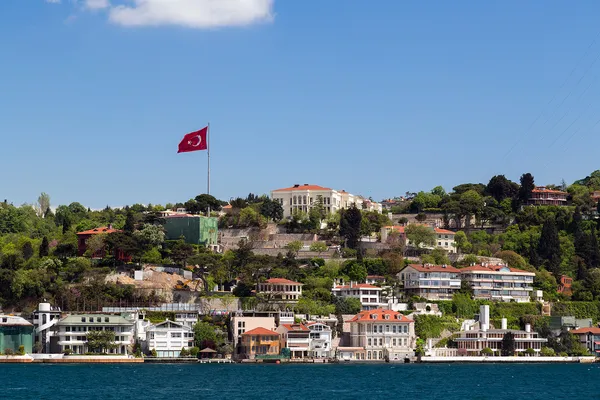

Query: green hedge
[551,302,600,322]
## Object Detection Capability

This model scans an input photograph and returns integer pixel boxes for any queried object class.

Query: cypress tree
[529,236,540,268]
[39,236,49,258]
[339,205,362,250]
[538,218,561,276]
[124,210,136,234]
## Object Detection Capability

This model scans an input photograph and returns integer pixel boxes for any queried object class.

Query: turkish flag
[178,127,208,153]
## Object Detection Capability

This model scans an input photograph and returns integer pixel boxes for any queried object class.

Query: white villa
[146,320,195,358]
[398,264,462,300]
[271,184,382,219]
[340,309,415,361]
[460,264,535,302]
[256,278,303,303]
[307,322,333,358]
[55,314,135,355]
[332,282,387,310]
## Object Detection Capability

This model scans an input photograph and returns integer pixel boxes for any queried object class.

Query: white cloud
[108,0,274,28]
[85,0,110,10]
[46,0,61,3]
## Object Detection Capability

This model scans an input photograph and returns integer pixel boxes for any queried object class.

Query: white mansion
[271,184,382,218]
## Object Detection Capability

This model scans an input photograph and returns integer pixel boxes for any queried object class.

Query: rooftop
[264,278,303,285]
[532,186,568,195]
[272,184,332,192]
[0,315,33,326]
[349,309,413,323]
[242,327,279,336]
[404,264,461,273]
[76,226,120,235]
[571,327,600,335]
[460,264,534,275]
[333,283,381,290]
[281,323,309,332]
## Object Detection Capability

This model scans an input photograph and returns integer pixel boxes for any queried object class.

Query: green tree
[518,173,535,205]
[85,234,107,258]
[454,231,471,254]
[339,205,362,250]
[481,347,494,356]
[133,224,165,247]
[405,224,436,249]
[309,242,328,254]
[193,321,222,349]
[341,261,367,282]
[259,198,284,222]
[501,332,516,356]
[37,192,51,218]
[538,218,562,276]
[39,236,49,258]
[285,240,303,255]
[171,240,195,266]
[123,210,136,233]
[333,297,362,314]
[485,175,519,202]
[87,330,117,353]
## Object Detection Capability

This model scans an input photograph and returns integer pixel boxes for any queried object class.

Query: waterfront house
[307,322,333,358]
[32,302,62,353]
[230,313,276,350]
[570,327,600,355]
[455,306,547,355]
[460,264,534,302]
[332,282,387,310]
[146,320,195,358]
[256,278,303,303]
[347,309,415,361]
[398,264,461,300]
[277,323,311,359]
[55,314,135,355]
[0,315,34,354]
[241,327,280,359]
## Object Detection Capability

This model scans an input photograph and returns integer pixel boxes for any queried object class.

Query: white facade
[398,264,462,300]
[380,225,457,253]
[307,322,333,358]
[55,314,135,355]
[174,312,199,329]
[348,309,415,361]
[332,283,387,310]
[146,320,195,358]
[461,264,535,302]
[32,302,62,353]
[256,278,303,303]
[277,323,311,358]
[271,184,382,219]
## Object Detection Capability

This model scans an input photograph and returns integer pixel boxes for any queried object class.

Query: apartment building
[460,264,535,302]
[55,314,135,355]
[146,320,195,357]
[398,264,462,300]
[332,283,387,310]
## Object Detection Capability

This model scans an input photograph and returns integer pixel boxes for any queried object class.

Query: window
[81,317,86,322]
[445,242,448,246]
[66,326,71,332]
[105,317,109,323]
[438,242,442,246]
[97,317,102,323]
[171,332,182,338]
[379,338,383,346]
[368,338,371,346]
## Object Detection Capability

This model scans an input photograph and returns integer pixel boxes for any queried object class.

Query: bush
[559,352,568,357]
[540,347,555,357]
[481,347,494,356]
[63,349,73,355]
[190,347,200,357]
[524,348,535,356]
[4,348,15,356]
[341,248,357,258]
[151,349,157,357]
[18,345,25,356]
[179,347,189,357]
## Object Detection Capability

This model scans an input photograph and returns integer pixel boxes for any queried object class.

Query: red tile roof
[272,184,332,192]
[570,327,600,334]
[242,327,279,336]
[265,278,303,285]
[405,264,460,273]
[434,228,455,234]
[459,265,534,274]
[383,225,455,235]
[281,323,309,332]
[532,186,568,195]
[333,283,380,290]
[349,309,413,323]
[367,275,385,279]
[76,226,120,235]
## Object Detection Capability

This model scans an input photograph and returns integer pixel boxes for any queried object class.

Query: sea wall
[421,356,596,363]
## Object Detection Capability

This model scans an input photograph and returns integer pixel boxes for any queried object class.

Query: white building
[256,278,303,303]
[345,309,415,361]
[307,322,333,358]
[146,320,195,358]
[460,264,535,302]
[398,264,462,300]
[277,323,311,359]
[271,184,382,219]
[32,302,62,353]
[380,225,457,253]
[332,283,387,310]
[55,314,135,355]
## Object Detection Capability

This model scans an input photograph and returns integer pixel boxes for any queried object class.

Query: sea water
[1,363,599,399]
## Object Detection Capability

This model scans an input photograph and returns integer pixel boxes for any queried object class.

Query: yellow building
[241,327,280,358]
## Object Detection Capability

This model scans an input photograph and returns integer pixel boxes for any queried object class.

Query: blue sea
[2,363,599,399]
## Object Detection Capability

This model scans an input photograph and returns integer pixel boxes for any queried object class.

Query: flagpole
[207,122,211,217]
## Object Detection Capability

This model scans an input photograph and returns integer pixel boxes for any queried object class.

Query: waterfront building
[0,315,34,354]
[32,302,62,353]
[380,225,457,253]
[256,278,303,303]
[460,264,535,302]
[526,186,568,206]
[398,264,461,300]
[332,282,387,310]
[146,320,194,357]
[230,313,276,350]
[570,327,600,355]
[455,306,547,355]
[271,184,382,219]
[347,309,415,361]
[277,323,311,359]
[307,322,333,358]
[55,314,135,355]
[241,327,280,359]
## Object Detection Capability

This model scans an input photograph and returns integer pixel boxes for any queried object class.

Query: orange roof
[349,309,413,323]
[383,225,455,235]
[333,283,380,290]
[367,275,385,279]
[570,327,600,335]
[272,184,332,192]
[223,205,232,209]
[242,327,279,336]
[434,228,455,234]
[532,186,567,195]
[281,323,309,332]
[405,264,460,273]
[76,226,120,235]
[265,278,303,285]
[459,265,533,274]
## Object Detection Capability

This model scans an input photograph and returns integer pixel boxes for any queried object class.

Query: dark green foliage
[501,332,516,356]
[518,173,535,204]
[486,175,519,202]
[39,236,49,257]
[339,205,362,250]
[538,218,561,275]
[259,198,284,222]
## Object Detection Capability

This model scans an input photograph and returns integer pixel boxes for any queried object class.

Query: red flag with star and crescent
[178,126,208,153]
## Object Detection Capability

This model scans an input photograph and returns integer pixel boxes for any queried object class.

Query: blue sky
[2,0,600,209]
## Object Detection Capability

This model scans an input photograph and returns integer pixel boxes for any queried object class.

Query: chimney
[350,281,353,289]
[108,224,113,230]
[293,184,300,188]
[479,305,490,332]
[304,183,308,186]
[501,318,507,330]
[525,324,531,333]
